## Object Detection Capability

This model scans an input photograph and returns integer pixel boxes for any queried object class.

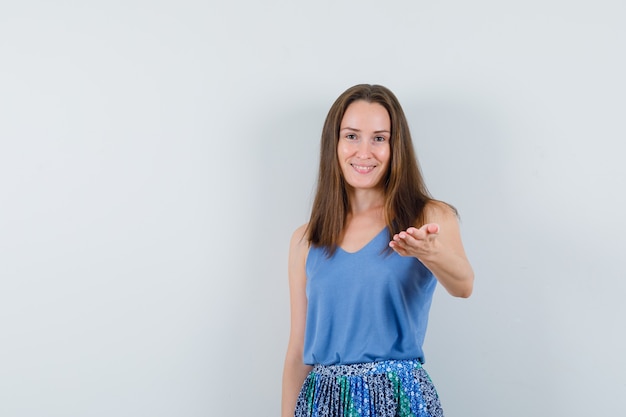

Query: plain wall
[1,1,624,416]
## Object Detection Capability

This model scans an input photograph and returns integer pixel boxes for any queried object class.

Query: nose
[356,138,372,158]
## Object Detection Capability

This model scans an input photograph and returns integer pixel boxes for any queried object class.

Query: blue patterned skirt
[294,359,443,417]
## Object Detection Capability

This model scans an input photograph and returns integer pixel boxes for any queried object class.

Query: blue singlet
[303,228,437,366]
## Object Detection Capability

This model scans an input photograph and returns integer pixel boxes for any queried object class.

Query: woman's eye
[374,136,386,142]
[346,134,357,140]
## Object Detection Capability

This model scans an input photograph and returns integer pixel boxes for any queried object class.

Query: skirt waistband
[311,359,423,377]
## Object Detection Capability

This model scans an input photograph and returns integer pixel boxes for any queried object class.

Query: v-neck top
[303,228,437,365]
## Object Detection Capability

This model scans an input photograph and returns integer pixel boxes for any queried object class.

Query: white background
[1,1,625,416]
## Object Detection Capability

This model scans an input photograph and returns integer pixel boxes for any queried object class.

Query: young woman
[282,84,474,417]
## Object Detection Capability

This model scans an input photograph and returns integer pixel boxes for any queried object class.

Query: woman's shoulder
[422,199,459,224]
[291,222,309,240]
[288,223,310,270]
[290,223,310,251]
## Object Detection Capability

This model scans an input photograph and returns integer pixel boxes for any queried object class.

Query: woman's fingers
[405,223,440,240]
[390,224,440,256]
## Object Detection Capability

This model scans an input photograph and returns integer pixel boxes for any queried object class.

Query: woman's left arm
[389,201,474,298]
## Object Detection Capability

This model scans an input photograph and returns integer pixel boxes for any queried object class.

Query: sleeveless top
[303,228,437,366]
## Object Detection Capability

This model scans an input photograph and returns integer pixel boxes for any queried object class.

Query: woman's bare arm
[389,201,474,297]
[281,224,313,416]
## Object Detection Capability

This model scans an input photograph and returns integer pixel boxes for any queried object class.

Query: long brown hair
[307,84,440,255]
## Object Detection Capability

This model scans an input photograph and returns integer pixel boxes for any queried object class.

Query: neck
[348,187,385,215]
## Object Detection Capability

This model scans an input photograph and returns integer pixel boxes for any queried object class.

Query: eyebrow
[340,127,391,134]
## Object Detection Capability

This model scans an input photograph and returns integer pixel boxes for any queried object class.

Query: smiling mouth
[351,164,375,173]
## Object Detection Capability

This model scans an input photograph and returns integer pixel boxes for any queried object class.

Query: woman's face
[337,100,391,191]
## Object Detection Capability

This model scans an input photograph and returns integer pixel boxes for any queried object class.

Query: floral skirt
[294,359,443,417]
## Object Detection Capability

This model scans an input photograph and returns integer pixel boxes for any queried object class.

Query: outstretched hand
[389,223,441,259]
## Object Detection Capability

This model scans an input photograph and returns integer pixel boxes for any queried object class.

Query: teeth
[353,165,374,171]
